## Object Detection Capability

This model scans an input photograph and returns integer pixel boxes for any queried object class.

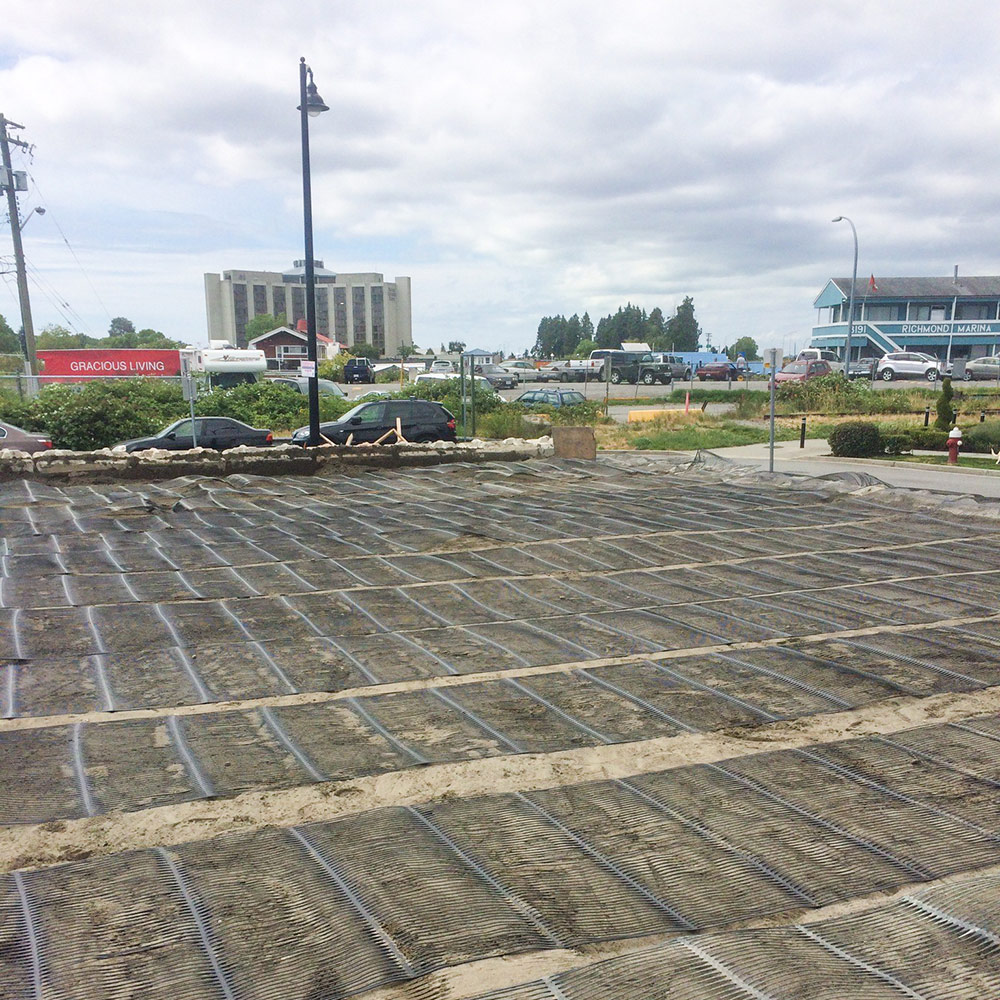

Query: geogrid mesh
[5,719,1000,997]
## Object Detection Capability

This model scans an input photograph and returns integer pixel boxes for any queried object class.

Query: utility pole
[0,114,38,375]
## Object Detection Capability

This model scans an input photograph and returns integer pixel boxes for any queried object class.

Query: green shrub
[903,427,948,450]
[935,378,955,430]
[960,420,1000,454]
[475,406,545,439]
[828,421,882,457]
[194,381,308,430]
[880,433,910,456]
[0,379,188,450]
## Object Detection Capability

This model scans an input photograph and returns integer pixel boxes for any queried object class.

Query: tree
[243,313,288,342]
[351,343,381,361]
[726,337,760,361]
[0,314,19,355]
[35,324,97,350]
[447,340,466,354]
[572,338,598,359]
[935,377,955,430]
[108,317,136,339]
[665,296,701,352]
[595,304,648,349]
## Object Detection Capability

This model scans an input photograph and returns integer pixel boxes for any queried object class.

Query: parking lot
[3,455,1000,998]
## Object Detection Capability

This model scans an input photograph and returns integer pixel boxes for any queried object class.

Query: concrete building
[204,261,412,354]
[811,272,1000,362]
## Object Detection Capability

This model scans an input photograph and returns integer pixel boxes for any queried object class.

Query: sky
[3,0,1000,358]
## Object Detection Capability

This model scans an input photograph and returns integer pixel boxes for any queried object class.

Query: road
[690,437,1000,498]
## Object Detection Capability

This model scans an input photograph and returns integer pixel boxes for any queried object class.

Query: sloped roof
[817,276,1000,307]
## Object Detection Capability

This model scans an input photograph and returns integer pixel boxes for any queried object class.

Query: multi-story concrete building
[811,271,1000,362]
[204,261,412,354]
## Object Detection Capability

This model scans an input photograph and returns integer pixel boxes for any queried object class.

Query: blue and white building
[811,272,1000,362]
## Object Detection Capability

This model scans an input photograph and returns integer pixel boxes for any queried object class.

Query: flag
[868,274,878,293]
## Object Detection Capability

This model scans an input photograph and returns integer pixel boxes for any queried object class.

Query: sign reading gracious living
[37,350,182,380]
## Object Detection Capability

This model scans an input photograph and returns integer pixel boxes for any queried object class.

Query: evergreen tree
[665,296,701,351]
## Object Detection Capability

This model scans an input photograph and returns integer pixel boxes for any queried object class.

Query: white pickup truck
[797,349,845,374]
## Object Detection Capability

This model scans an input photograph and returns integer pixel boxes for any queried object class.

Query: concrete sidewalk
[689,437,1000,498]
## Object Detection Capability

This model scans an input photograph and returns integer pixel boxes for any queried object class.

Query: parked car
[875,352,951,382]
[796,348,845,374]
[267,376,347,397]
[773,359,833,383]
[413,372,499,393]
[291,398,457,445]
[513,388,588,408]
[697,361,740,381]
[535,360,604,382]
[589,350,672,385]
[0,420,53,453]
[651,354,693,380]
[430,360,456,373]
[473,363,518,389]
[344,358,376,383]
[116,417,273,452]
[961,355,1000,380]
[500,360,541,382]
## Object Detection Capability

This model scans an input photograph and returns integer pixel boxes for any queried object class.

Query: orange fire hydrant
[947,427,962,464]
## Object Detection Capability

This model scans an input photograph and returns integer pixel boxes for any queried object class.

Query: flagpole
[833,216,858,377]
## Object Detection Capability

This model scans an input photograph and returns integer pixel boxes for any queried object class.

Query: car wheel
[880,369,894,381]
[684,369,692,379]
[559,373,569,382]
[610,371,623,384]
[641,371,656,385]
[963,370,973,381]
[925,369,938,382]
[698,375,706,381]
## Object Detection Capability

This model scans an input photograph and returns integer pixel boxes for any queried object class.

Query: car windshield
[782,362,807,374]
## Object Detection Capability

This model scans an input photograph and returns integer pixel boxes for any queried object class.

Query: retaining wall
[0,437,554,484]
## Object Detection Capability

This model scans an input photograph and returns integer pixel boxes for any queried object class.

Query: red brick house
[247,326,342,371]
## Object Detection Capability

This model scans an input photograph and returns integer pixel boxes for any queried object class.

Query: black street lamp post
[298,57,329,447]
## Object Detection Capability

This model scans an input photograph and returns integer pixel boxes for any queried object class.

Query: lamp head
[298,60,329,117]
[832,216,844,222]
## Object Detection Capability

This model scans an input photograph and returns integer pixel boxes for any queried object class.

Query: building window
[253,284,267,315]
[865,305,896,322]
[334,288,348,341]
[955,302,996,320]
[352,286,367,344]
[233,283,248,346]
[291,287,305,328]
[371,286,385,353]
[907,304,950,321]
[315,287,330,337]
[273,286,286,320]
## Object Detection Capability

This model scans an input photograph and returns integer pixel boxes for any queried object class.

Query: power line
[26,171,115,327]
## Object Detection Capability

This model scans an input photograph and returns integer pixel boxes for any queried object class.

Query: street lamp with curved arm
[298,57,329,447]
[832,216,858,376]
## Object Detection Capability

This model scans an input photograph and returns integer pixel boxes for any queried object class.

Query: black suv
[291,399,457,445]
[589,350,672,385]
[343,358,376,383]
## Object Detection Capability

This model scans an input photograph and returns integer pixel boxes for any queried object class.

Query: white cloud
[3,0,1000,354]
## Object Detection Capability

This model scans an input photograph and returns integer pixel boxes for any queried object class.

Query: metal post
[833,216,858,377]
[460,357,467,433]
[924,406,930,427]
[0,114,37,375]
[297,59,328,447]
[799,415,806,448]
[766,348,778,472]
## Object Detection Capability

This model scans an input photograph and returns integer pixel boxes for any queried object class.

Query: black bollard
[982,410,987,423]
[924,406,931,427]
[800,415,806,448]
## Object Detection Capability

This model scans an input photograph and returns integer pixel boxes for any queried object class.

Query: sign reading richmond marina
[37,349,182,380]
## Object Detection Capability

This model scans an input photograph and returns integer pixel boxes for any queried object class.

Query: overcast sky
[4,1,1000,356]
